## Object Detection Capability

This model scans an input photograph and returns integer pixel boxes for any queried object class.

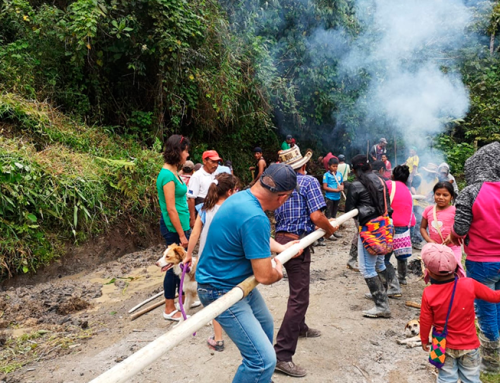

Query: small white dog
[156,244,198,321]
[397,319,422,348]
[405,319,420,337]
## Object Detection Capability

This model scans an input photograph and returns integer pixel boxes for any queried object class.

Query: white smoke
[307,0,489,155]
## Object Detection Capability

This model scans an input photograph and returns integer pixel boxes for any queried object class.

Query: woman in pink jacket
[451,142,500,372]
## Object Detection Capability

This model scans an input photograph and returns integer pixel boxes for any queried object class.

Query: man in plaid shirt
[273,147,336,378]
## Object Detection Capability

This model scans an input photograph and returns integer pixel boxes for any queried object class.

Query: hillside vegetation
[1,0,500,277]
[0,93,162,277]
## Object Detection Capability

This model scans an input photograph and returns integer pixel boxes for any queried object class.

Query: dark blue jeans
[160,216,191,300]
[466,260,500,341]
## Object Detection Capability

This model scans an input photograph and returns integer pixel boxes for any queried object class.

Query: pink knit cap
[422,243,457,283]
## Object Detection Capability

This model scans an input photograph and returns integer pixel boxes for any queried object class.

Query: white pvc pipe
[89,209,359,383]
[128,291,164,313]
[412,194,426,200]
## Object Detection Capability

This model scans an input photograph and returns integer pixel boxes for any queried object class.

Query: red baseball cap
[421,243,457,283]
[202,150,222,161]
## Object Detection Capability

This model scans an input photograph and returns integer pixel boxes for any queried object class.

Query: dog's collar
[179,263,191,274]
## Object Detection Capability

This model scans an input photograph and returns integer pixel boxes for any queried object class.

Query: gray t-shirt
[196,204,221,256]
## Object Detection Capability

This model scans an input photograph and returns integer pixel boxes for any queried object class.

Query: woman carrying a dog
[186,172,238,351]
[156,134,197,321]
[346,154,393,318]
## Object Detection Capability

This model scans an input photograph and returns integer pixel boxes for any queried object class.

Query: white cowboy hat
[278,146,313,170]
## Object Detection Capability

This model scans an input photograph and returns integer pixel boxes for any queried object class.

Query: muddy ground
[1,220,439,383]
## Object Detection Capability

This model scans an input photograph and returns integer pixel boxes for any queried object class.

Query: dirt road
[1,220,435,383]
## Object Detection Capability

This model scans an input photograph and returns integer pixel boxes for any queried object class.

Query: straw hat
[278,147,313,170]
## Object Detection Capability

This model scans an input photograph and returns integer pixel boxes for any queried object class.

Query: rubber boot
[479,332,500,373]
[384,264,402,298]
[365,267,402,299]
[346,233,359,272]
[363,276,391,318]
[397,259,408,285]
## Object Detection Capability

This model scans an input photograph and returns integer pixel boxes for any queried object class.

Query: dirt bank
[2,221,163,288]
[1,220,436,383]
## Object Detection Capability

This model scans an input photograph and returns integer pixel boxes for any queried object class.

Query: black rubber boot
[480,332,500,373]
[346,232,359,272]
[363,277,391,318]
[364,266,402,300]
[384,264,402,298]
[397,259,408,285]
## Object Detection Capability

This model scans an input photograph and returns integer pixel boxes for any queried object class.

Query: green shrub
[0,95,161,278]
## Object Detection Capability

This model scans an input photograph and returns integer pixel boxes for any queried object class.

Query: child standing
[323,157,344,238]
[420,243,500,383]
[381,154,392,180]
[420,182,465,278]
[185,173,237,352]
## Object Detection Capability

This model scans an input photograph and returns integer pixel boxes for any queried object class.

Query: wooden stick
[405,301,421,309]
[332,172,347,200]
[128,291,164,313]
[130,300,165,321]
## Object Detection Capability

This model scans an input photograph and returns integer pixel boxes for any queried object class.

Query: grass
[481,372,500,383]
[0,328,93,374]
[0,93,162,278]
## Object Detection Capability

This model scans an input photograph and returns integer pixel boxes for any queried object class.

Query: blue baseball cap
[260,163,299,193]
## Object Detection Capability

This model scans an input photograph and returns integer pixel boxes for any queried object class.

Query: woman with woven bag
[346,154,393,318]
[387,165,416,289]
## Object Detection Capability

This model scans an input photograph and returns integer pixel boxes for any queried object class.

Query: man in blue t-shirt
[196,163,300,383]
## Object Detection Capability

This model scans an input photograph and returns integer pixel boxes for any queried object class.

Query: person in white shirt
[187,150,221,227]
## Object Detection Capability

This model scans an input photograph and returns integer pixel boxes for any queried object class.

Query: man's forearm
[310,211,335,236]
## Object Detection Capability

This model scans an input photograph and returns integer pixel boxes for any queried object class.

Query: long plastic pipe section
[89,209,359,383]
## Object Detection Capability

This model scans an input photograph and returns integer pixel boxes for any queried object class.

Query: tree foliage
[2,0,500,277]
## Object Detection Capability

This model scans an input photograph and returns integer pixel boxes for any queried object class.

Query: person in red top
[420,243,500,383]
[322,152,335,171]
[381,154,391,179]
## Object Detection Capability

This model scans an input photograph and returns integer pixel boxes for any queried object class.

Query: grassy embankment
[0,93,162,279]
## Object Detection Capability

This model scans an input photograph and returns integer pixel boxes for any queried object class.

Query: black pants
[274,233,311,362]
[325,199,340,219]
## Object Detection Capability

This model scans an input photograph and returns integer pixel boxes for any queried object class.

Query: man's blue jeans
[466,260,500,341]
[197,284,276,383]
[358,236,386,278]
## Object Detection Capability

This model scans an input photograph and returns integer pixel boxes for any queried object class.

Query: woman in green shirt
[157,134,193,321]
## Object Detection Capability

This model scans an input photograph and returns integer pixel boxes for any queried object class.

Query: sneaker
[346,262,360,272]
[207,335,224,352]
[299,328,321,338]
[327,235,338,241]
[333,232,343,239]
[412,242,423,250]
[275,360,307,377]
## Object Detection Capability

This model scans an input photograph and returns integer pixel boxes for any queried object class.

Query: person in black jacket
[346,154,393,318]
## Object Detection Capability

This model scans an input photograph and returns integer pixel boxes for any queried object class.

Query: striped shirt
[275,173,326,235]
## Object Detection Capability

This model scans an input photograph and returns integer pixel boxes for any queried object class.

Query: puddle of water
[88,265,164,309]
